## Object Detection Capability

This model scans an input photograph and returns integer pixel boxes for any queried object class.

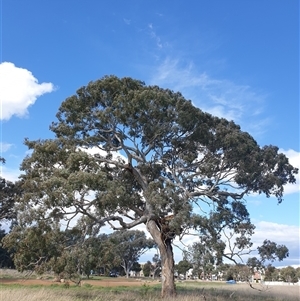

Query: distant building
[252,271,263,283]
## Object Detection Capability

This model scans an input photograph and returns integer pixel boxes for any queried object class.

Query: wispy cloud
[149,58,269,135]
[0,62,55,120]
[0,142,13,153]
[123,18,131,25]
[148,23,163,49]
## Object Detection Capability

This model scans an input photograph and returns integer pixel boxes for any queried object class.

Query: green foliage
[176,260,192,278]
[0,228,14,268]
[264,264,280,281]
[108,230,155,277]
[0,158,21,223]
[13,76,298,297]
[143,261,152,277]
[224,264,251,282]
[131,262,142,273]
[257,240,289,263]
[140,282,153,297]
[2,220,110,280]
[247,257,262,272]
[2,221,64,273]
[186,241,219,279]
[280,266,299,283]
[83,283,93,288]
[19,76,297,226]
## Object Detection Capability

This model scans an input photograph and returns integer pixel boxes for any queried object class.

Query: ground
[0,277,149,287]
[217,282,300,300]
[0,270,299,300]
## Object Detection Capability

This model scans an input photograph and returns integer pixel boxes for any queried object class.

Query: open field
[1,269,299,301]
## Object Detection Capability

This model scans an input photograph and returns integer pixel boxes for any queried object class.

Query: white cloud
[252,221,300,266]
[0,165,21,182]
[280,149,300,195]
[171,221,300,265]
[141,220,300,264]
[0,62,55,120]
[150,58,268,135]
[79,146,126,163]
[253,221,299,245]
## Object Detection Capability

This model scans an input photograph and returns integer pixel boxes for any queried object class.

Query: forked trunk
[147,220,176,298]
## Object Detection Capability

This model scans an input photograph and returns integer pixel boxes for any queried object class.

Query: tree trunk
[122,260,130,278]
[159,239,176,298]
[147,220,176,298]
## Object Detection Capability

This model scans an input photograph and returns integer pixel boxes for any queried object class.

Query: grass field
[1,269,299,301]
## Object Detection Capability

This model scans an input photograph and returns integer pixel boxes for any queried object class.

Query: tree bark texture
[147,219,176,298]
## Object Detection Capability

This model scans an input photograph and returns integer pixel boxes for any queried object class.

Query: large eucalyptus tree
[19,76,297,297]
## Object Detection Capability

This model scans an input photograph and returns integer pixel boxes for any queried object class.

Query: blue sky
[0,0,299,266]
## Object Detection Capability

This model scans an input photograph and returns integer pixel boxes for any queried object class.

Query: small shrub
[83,283,93,288]
[63,281,70,288]
[140,283,152,297]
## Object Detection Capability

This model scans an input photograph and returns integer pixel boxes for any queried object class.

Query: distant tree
[16,76,298,297]
[224,264,250,282]
[2,220,106,280]
[235,264,251,282]
[143,261,152,277]
[108,230,155,278]
[67,237,100,279]
[215,263,231,281]
[131,261,142,276]
[2,221,64,274]
[151,253,161,278]
[225,264,246,281]
[186,242,217,279]
[296,267,300,280]
[280,266,298,283]
[176,259,192,279]
[97,235,119,275]
[264,264,279,281]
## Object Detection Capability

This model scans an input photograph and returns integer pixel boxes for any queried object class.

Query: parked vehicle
[109,272,118,277]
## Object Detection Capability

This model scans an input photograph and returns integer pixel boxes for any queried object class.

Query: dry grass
[1,284,299,301]
[0,268,35,279]
[0,270,299,301]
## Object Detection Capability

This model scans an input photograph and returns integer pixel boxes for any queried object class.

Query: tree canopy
[15,76,298,297]
[108,230,155,278]
[0,157,20,223]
